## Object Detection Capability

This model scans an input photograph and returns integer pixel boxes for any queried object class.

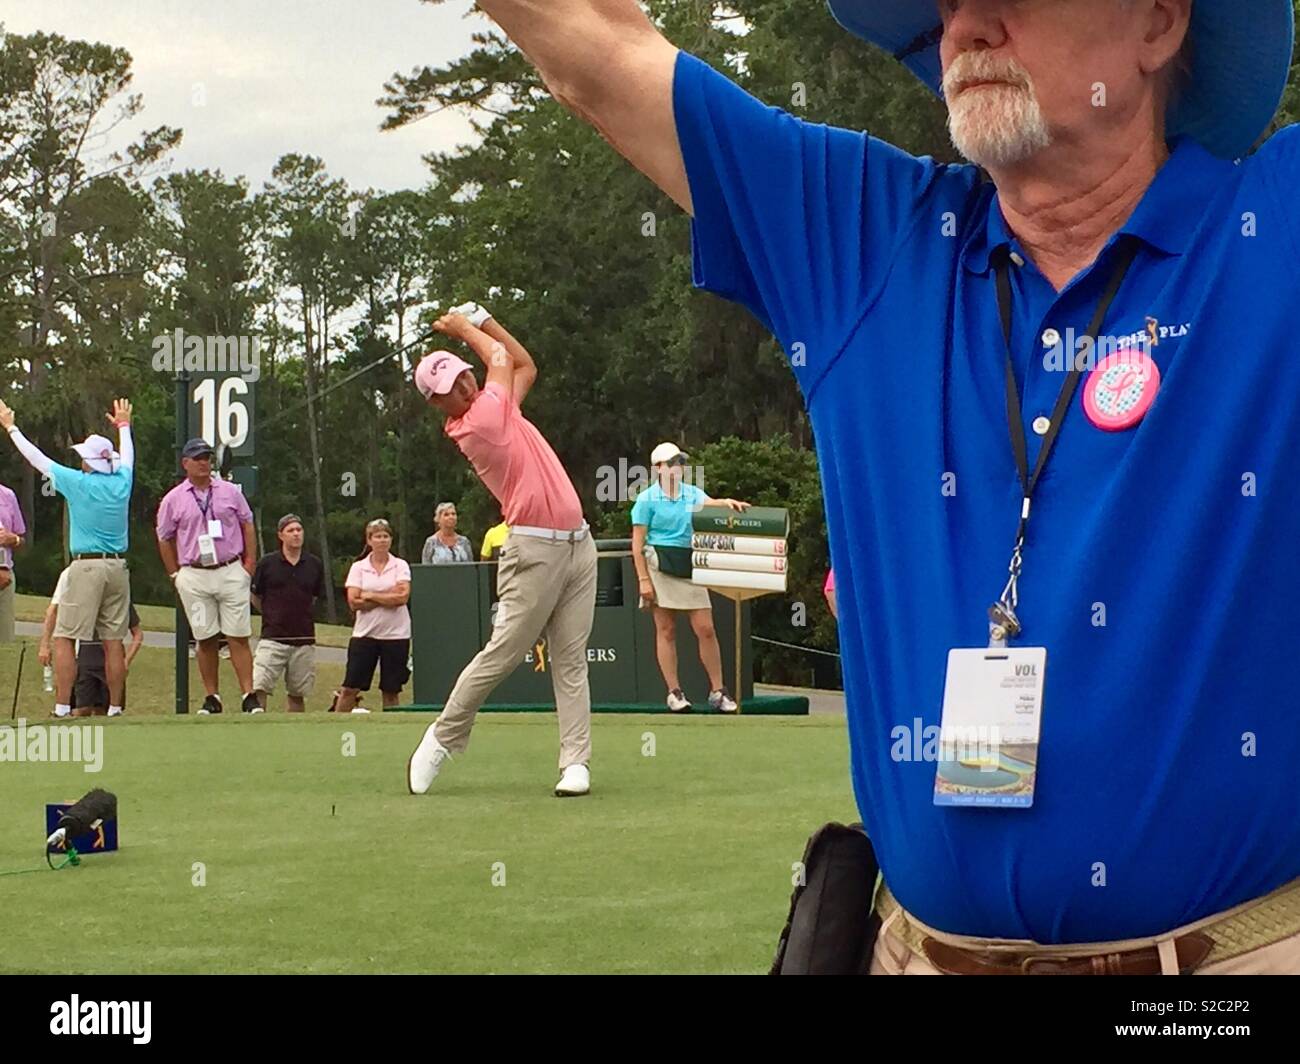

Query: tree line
[5,2,1297,684]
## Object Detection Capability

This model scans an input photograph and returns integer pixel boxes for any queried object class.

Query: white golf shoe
[554,763,591,797]
[708,688,739,714]
[407,724,451,794]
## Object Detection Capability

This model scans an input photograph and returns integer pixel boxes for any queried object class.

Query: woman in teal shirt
[630,442,750,713]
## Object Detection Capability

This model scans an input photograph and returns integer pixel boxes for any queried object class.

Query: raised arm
[107,398,134,471]
[451,302,539,406]
[477,1,688,211]
[432,313,514,394]
[0,413,55,476]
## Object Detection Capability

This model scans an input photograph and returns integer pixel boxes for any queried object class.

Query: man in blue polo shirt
[474,0,1300,973]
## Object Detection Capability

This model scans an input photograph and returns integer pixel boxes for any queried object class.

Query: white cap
[650,442,688,466]
[72,434,120,474]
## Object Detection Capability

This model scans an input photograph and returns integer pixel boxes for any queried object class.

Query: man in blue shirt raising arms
[1,398,135,720]
[466,0,1300,973]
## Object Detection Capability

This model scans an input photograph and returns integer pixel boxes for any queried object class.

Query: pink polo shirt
[444,382,583,530]
[156,477,253,565]
[345,554,412,639]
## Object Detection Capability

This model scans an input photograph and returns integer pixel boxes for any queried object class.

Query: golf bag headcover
[57,789,117,838]
[770,822,880,975]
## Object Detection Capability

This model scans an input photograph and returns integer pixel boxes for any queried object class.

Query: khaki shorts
[0,572,14,642]
[54,559,129,641]
[645,546,712,611]
[253,639,317,697]
[177,562,252,640]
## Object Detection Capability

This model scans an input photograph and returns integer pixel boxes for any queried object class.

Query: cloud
[0,0,490,191]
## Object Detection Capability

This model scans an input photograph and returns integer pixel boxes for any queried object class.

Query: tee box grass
[0,709,854,974]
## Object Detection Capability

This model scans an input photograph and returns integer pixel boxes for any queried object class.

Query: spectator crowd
[1,397,509,716]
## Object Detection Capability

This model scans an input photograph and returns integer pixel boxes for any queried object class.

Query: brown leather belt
[72,553,124,561]
[185,557,241,571]
[921,933,1214,976]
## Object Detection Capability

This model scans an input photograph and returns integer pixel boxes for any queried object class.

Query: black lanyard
[988,236,1140,642]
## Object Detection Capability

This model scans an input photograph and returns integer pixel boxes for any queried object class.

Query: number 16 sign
[188,372,256,458]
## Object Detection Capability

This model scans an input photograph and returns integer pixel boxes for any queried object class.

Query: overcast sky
[0,0,490,193]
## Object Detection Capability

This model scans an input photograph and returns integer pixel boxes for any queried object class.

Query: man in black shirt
[251,514,326,712]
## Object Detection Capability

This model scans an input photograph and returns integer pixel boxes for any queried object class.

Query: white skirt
[645,546,712,611]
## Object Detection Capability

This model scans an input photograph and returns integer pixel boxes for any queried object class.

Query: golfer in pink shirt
[406,303,597,797]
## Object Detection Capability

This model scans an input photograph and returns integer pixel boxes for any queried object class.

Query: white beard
[944,62,1052,169]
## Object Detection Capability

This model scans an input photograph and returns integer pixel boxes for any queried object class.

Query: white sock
[108,705,123,717]
[54,704,71,718]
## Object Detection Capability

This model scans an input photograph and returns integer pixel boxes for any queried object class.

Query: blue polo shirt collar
[961,137,1234,275]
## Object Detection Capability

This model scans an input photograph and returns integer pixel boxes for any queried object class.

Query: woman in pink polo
[335,519,411,713]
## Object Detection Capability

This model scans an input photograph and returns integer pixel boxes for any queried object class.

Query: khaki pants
[435,531,597,769]
[870,884,1300,975]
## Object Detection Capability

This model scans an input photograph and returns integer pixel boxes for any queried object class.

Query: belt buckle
[1021,954,1062,974]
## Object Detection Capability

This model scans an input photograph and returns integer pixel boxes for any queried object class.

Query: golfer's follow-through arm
[475,0,690,212]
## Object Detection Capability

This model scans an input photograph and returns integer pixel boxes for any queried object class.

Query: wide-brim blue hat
[827,1,1295,160]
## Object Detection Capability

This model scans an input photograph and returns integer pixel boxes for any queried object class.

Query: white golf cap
[650,442,688,465]
[72,434,120,474]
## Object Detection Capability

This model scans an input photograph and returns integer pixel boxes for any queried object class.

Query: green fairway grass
[0,713,855,974]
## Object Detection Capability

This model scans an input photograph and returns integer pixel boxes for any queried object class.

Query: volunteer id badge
[207,519,223,540]
[933,647,1045,808]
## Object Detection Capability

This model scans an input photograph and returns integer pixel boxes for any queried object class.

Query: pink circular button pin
[1082,350,1160,431]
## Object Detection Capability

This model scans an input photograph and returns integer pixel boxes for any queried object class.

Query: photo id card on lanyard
[935,237,1139,809]
[934,647,1044,808]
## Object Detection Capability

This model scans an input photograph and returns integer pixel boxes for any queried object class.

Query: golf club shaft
[10,641,24,719]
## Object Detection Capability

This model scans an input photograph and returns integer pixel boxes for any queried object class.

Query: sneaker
[107,707,123,717]
[242,693,264,714]
[198,694,223,715]
[407,724,452,794]
[555,763,591,797]
[666,688,692,713]
[53,706,71,718]
[350,707,371,714]
[708,688,739,714]
[219,644,231,660]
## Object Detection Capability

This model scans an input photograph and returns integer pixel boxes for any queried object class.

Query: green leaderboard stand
[405,546,807,715]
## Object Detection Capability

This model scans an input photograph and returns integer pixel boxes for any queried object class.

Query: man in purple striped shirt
[156,438,258,715]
